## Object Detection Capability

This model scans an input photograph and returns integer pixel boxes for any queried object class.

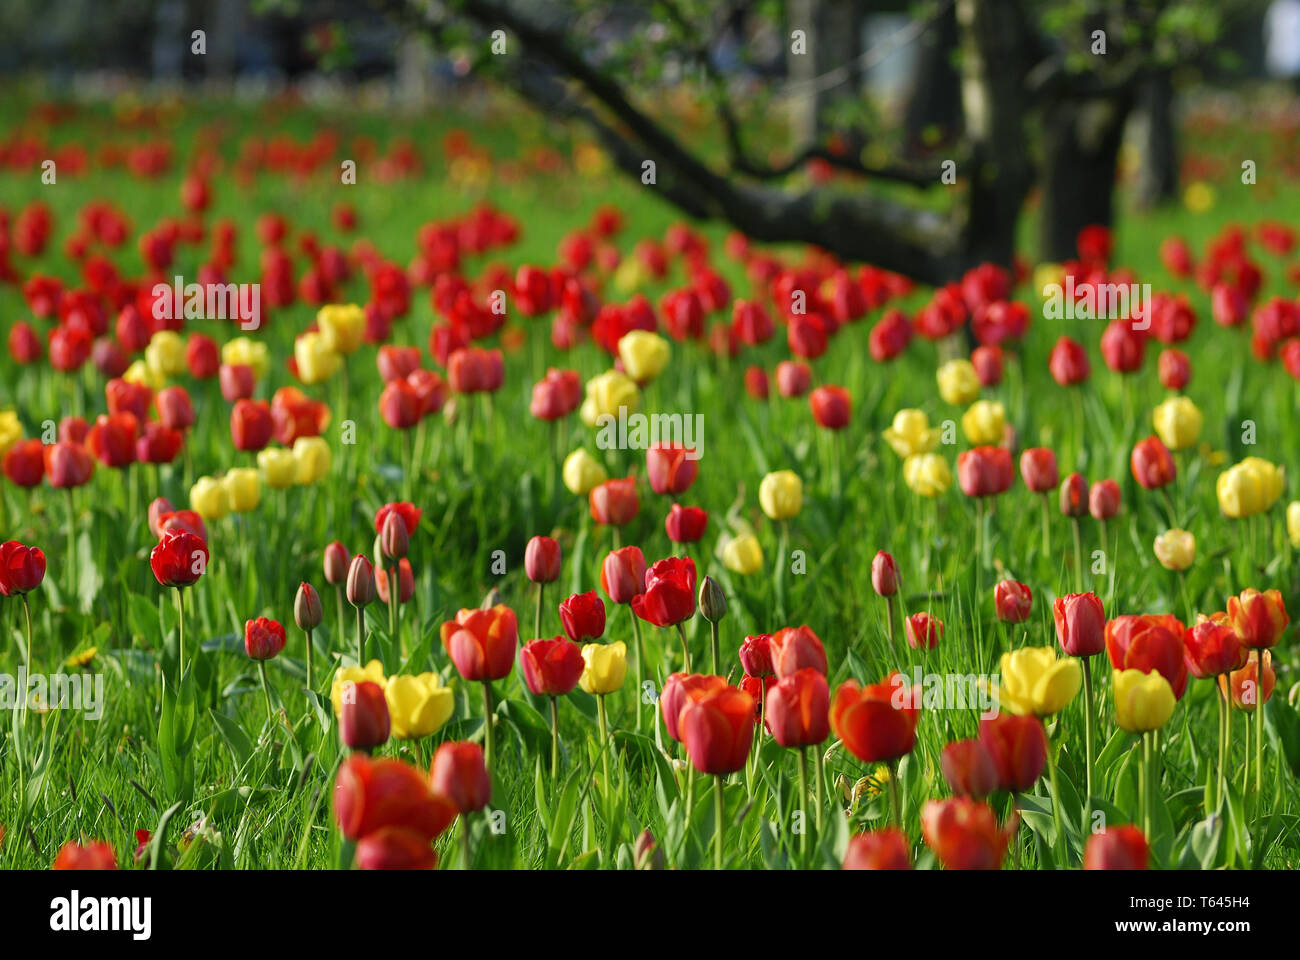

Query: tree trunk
[1039,94,1133,262]
[904,2,962,153]
[788,0,863,147]
[1134,72,1178,209]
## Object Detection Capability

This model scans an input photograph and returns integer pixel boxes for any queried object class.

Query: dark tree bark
[1134,71,1178,208]
[903,1,962,152]
[787,0,864,147]
[1039,94,1133,262]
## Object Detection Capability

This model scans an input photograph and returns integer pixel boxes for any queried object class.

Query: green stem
[534,582,544,640]
[813,746,825,834]
[1082,656,1095,833]
[176,587,185,676]
[597,693,610,799]
[1040,493,1051,558]
[1045,735,1069,867]
[482,680,495,773]
[355,605,365,665]
[304,628,314,692]
[714,774,726,870]
[887,760,901,827]
[550,695,560,781]
[21,594,32,672]
[1216,679,1227,811]
[631,611,645,733]
[885,596,896,650]
[258,660,275,723]
[1071,516,1084,594]
[796,750,809,860]
[674,622,691,673]
[710,619,720,675]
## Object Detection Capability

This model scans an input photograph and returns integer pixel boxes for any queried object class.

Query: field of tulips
[0,94,1298,879]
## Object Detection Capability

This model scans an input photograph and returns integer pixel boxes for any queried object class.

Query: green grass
[0,92,1297,870]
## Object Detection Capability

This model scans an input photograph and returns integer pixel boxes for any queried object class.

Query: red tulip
[440,605,518,681]
[743,365,769,400]
[245,616,287,660]
[219,363,255,402]
[809,385,851,430]
[7,321,42,364]
[971,344,1004,386]
[1227,588,1289,650]
[85,413,138,468]
[680,685,756,775]
[660,672,729,741]
[871,551,899,596]
[1105,614,1188,698]
[1048,335,1090,386]
[374,502,421,536]
[1130,435,1176,490]
[775,360,811,398]
[1059,471,1088,516]
[769,625,827,678]
[230,399,273,452]
[1053,592,1106,657]
[905,612,944,650]
[558,590,606,643]
[379,379,422,430]
[869,310,912,362]
[135,422,184,464]
[664,503,708,543]
[340,680,391,749]
[1089,479,1121,520]
[1083,825,1149,870]
[346,555,377,607]
[994,580,1032,623]
[525,535,562,583]
[589,477,639,526]
[940,739,999,799]
[765,668,830,748]
[1219,650,1275,711]
[377,345,422,383]
[106,378,152,422]
[738,634,774,677]
[1018,448,1058,493]
[3,440,45,488]
[154,385,195,432]
[149,529,208,588]
[921,798,1016,870]
[978,713,1046,792]
[45,441,95,489]
[430,741,492,812]
[52,841,117,870]
[376,559,415,604]
[324,541,351,585]
[1183,618,1244,679]
[957,446,1013,497]
[355,827,437,870]
[333,752,455,842]
[831,672,921,764]
[446,347,503,394]
[631,556,696,627]
[186,333,220,378]
[158,509,207,542]
[843,828,911,870]
[601,545,646,605]
[0,542,46,597]
[645,444,698,495]
[1100,320,1145,373]
[520,637,585,696]
[1158,348,1191,391]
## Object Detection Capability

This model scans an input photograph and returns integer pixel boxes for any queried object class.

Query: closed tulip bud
[771,625,828,678]
[589,476,639,526]
[994,580,1032,623]
[1153,528,1195,571]
[292,436,331,485]
[1113,668,1176,732]
[776,360,811,397]
[1089,479,1121,520]
[633,829,666,870]
[147,497,175,539]
[921,798,1016,870]
[223,467,262,513]
[346,555,376,607]
[961,399,1005,445]
[1157,348,1191,391]
[1288,501,1300,547]
[149,529,208,588]
[245,616,287,660]
[1018,448,1059,493]
[905,612,944,650]
[617,329,670,382]
[1217,457,1285,519]
[294,582,323,631]
[698,575,727,622]
[381,512,409,560]
[1131,435,1176,490]
[978,713,1046,792]
[871,551,899,596]
[940,739,998,799]
[1227,588,1288,649]
[1084,826,1149,870]
[524,535,562,583]
[738,634,774,677]
[631,557,696,627]
[936,358,981,405]
[665,503,708,543]
[601,545,646,605]
[903,452,952,497]
[765,668,830,748]
[0,541,46,597]
[559,590,606,643]
[720,532,763,575]
[430,741,491,812]
[578,370,640,426]
[340,679,391,749]
[680,685,755,774]
[1058,472,1088,516]
[324,541,351,585]
[883,408,940,459]
[562,448,609,495]
[998,646,1081,717]
[1053,592,1106,657]
[809,385,851,430]
[759,469,802,520]
[579,640,627,694]
[1152,396,1202,451]
[520,637,585,696]
[645,443,698,495]
[957,446,1013,498]
[842,828,911,870]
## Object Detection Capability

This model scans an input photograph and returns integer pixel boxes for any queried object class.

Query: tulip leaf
[1179,814,1223,870]
[1264,697,1300,777]
[497,697,551,755]
[209,708,254,770]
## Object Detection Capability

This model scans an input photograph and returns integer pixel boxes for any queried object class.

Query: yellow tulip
[1217,457,1285,519]
[1184,181,1215,214]
[294,331,341,386]
[145,330,186,378]
[1153,528,1195,571]
[1033,262,1065,297]
[123,359,165,390]
[222,337,269,380]
[316,304,367,355]
[330,660,387,716]
[936,359,980,406]
[563,448,609,495]
[1288,501,1300,548]
[997,647,1081,717]
[292,436,332,485]
[579,370,640,426]
[580,641,627,695]
[0,410,21,456]
[1152,396,1202,451]
[190,476,232,521]
[883,409,940,459]
[759,470,803,520]
[257,447,298,489]
[721,533,764,575]
[385,673,455,739]
[903,452,952,498]
[617,330,670,382]
[961,399,1005,446]
[1113,668,1176,733]
[222,468,262,513]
